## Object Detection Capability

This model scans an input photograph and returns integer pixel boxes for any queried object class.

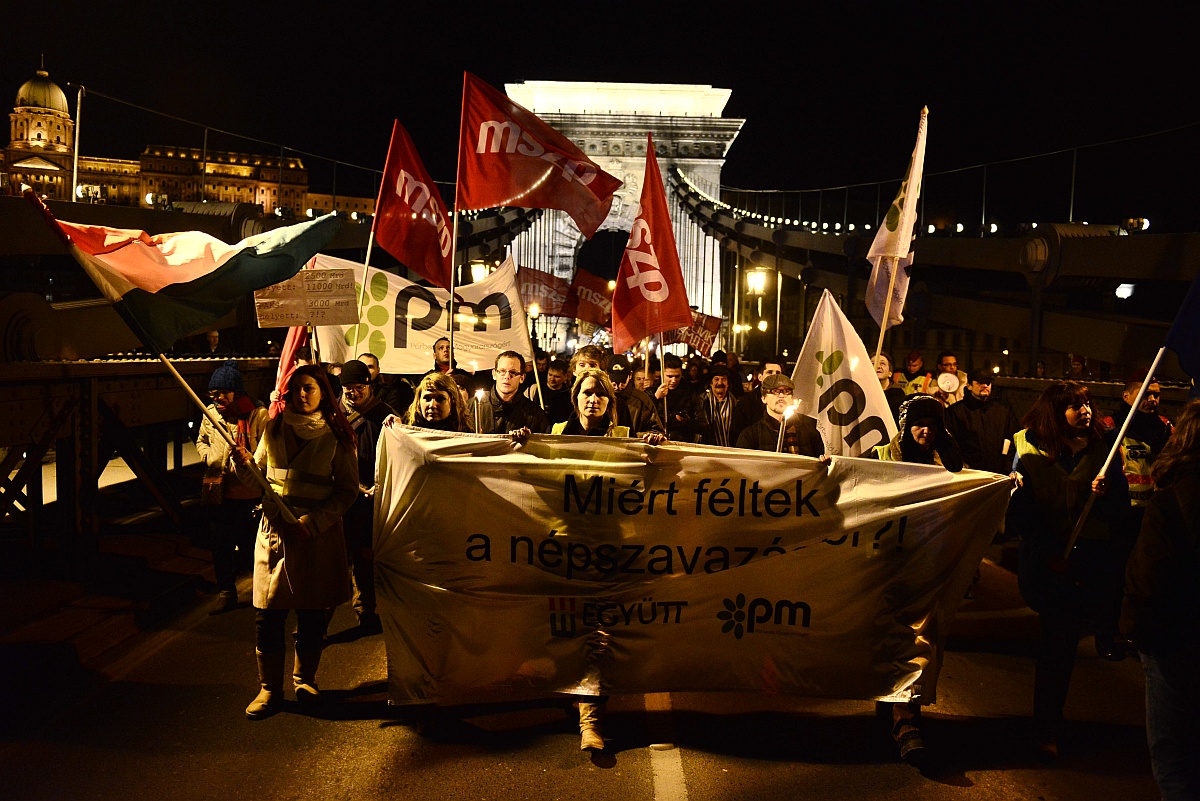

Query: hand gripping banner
[374,428,1011,706]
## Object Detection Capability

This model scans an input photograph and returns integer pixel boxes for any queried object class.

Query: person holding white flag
[792,290,897,457]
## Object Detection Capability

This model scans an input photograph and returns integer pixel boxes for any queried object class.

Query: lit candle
[777,403,798,453]
[474,389,485,435]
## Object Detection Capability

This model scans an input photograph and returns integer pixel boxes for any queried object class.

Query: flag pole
[872,255,900,370]
[157,354,299,524]
[532,358,546,409]
[1061,346,1167,560]
[352,231,377,356]
[449,73,471,364]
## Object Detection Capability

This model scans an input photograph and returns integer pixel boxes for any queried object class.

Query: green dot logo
[346,277,392,357]
[717,593,748,639]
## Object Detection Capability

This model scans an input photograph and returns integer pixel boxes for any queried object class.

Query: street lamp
[528,303,540,346]
[746,269,769,295]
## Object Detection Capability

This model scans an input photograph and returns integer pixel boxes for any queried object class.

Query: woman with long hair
[1122,400,1200,799]
[1007,380,1131,758]
[235,364,359,719]
[404,372,470,431]
[512,367,663,752]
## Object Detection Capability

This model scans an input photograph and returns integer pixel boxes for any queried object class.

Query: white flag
[793,289,898,457]
[313,254,534,375]
[866,106,928,329]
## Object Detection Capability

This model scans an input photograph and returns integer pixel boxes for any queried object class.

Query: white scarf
[282,408,330,440]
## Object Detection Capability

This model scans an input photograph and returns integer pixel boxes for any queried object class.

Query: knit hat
[340,359,372,386]
[207,359,243,393]
[898,394,944,432]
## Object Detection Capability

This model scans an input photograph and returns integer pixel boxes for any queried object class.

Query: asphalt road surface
[1,589,1157,801]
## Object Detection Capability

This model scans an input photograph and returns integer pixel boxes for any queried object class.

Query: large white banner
[793,289,898,457]
[314,254,534,374]
[374,427,1010,706]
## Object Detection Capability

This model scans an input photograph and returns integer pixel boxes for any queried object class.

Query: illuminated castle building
[2,66,373,217]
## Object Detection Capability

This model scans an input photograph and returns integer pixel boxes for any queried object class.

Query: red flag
[569,267,614,326]
[374,121,454,289]
[518,266,577,318]
[458,73,621,239]
[661,310,722,356]
[611,134,692,353]
[270,325,309,419]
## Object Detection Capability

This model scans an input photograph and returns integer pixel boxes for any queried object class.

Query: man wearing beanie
[339,359,397,634]
[196,360,270,613]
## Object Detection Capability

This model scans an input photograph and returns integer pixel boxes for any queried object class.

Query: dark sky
[5,2,1196,227]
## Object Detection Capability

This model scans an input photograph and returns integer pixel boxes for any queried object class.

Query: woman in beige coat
[235,364,358,719]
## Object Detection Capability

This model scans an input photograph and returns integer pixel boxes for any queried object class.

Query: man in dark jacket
[729,356,785,447]
[945,374,1019,474]
[654,353,701,442]
[477,351,550,434]
[735,374,825,456]
[339,359,397,633]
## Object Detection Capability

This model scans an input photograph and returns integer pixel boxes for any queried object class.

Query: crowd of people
[191,346,1197,797]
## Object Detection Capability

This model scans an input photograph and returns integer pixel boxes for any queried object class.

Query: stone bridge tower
[505,81,743,350]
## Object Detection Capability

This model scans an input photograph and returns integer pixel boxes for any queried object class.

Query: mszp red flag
[518,266,577,318]
[374,121,454,289]
[661,310,722,356]
[611,133,692,353]
[569,267,613,326]
[458,73,622,238]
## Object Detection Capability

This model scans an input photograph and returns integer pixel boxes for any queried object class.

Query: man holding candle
[735,374,825,456]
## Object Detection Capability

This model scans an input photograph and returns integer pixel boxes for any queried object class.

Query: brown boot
[578,701,606,751]
[293,647,323,704]
[245,649,285,720]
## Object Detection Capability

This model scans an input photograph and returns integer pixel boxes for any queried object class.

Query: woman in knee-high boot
[234,365,358,719]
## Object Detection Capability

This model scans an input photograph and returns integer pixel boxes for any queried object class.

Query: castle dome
[15,69,69,114]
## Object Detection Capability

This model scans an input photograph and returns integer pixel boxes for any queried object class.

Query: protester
[728,356,784,447]
[540,358,574,425]
[405,372,471,431]
[475,351,549,434]
[1006,381,1131,759]
[931,351,967,405]
[339,359,396,634]
[871,394,964,471]
[735,374,825,456]
[511,368,664,751]
[195,360,269,613]
[1101,371,1174,511]
[698,365,736,446]
[571,346,664,437]
[233,364,358,720]
[1121,400,1200,801]
[874,353,906,424]
[894,350,933,395]
[944,373,1019,474]
[869,393,965,764]
[655,353,700,442]
[359,351,413,415]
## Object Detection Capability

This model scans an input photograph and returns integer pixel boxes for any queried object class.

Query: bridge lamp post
[528,303,540,346]
[746,269,771,358]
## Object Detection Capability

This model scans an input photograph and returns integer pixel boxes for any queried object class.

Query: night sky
[4,2,1196,229]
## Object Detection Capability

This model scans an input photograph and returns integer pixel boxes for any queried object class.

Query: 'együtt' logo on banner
[550,597,691,638]
[717,593,812,640]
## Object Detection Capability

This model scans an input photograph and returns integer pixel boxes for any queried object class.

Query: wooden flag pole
[872,255,901,371]
[532,357,546,410]
[157,354,298,524]
[351,230,377,357]
[1061,346,1167,560]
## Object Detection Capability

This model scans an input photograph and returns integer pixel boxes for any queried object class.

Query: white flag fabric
[373,426,1010,705]
[313,254,534,374]
[793,289,898,456]
[866,106,928,328]
[865,251,913,328]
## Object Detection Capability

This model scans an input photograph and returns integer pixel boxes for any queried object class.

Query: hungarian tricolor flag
[457,72,621,238]
[610,134,692,353]
[24,190,340,354]
[374,120,454,289]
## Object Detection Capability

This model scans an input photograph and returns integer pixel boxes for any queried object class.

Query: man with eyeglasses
[932,350,968,406]
[729,356,785,447]
[476,350,550,434]
[734,374,825,456]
